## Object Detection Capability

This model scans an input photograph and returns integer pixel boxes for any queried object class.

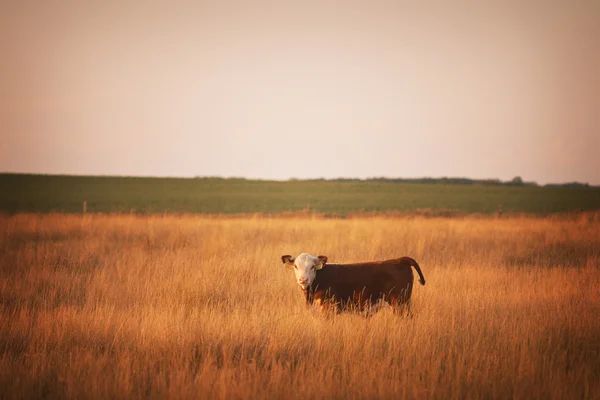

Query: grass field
[2,173,600,215]
[1,213,599,399]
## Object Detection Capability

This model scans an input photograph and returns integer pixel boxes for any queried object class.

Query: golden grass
[1,213,599,399]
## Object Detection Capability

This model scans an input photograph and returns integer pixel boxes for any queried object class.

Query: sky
[1,1,599,184]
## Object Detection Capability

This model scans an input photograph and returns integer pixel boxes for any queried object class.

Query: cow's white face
[281,253,328,290]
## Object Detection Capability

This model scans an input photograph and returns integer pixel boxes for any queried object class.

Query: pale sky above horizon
[1,1,599,184]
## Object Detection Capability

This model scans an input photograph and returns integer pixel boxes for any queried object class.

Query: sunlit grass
[1,213,599,399]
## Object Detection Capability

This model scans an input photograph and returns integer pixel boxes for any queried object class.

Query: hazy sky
[1,1,599,184]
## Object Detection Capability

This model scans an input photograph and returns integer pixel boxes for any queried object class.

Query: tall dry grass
[0,213,599,399]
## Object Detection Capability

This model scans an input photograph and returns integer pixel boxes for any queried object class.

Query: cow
[280,253,426,315]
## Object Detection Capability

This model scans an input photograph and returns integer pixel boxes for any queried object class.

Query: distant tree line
[543,182,590,188]
[325,176,537,186]
[192,175,592,188]
[318,176,592,188]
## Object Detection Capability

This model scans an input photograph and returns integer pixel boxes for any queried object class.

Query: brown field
[1,213,599,399]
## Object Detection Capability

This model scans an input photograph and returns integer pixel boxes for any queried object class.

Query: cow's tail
[401,257,426,285]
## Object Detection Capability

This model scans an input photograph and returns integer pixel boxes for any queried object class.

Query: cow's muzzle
[298,279,309,290]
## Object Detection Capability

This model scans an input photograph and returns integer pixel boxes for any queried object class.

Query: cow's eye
[294,265,298,269]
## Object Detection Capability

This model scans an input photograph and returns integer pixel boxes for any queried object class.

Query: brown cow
[281,253,426,315]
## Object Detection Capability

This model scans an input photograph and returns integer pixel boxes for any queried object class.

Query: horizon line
[0,171,596,187]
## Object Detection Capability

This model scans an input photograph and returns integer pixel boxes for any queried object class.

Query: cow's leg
[365,298,390,317]
[313,293,338,317]
[362,300,374,318]
[389,296,412,317]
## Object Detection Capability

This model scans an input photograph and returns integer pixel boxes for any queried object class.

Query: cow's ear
[316,255,328,270]
[281,255,294,265]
